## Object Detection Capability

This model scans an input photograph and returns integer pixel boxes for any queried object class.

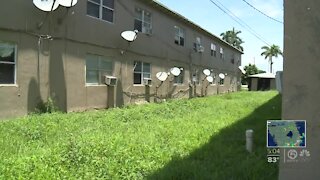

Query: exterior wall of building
[249,78,258,91]
[0,0,242,119]
[249,78,275,91]
[281,0,320,179]
[270,79,276,89]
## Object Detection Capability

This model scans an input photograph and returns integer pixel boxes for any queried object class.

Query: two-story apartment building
[0,0,242,119]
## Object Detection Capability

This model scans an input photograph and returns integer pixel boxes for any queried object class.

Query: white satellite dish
[156,72,168,82]
[206,76,214,83]
[219,73,225,79]
[121,30,138,42]
[170,67,181,76]
[203,69,211,76]
[59,0,78,7]
[33,0,60,12]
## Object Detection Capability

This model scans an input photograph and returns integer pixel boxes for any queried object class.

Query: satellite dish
[33,0,60,12]
[170,67,181,76]
[59,0,78,7]
[156,72,168,82]
[203,69,211,76]
[219,73,225,79]
[206,76,214,83]
[121,30,138,42]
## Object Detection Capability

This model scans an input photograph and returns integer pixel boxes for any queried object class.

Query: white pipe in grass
[246,129,254,153]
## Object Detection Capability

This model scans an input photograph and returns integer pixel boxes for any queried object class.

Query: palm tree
[261,45,283,73]
[220,27,244,51]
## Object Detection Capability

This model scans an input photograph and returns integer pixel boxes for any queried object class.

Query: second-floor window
[220,47,224,59]
[134,8,152,34]
[174,26,185,46]
[211,43,216,57]
[133,61,151,85]
[87,0,114,23]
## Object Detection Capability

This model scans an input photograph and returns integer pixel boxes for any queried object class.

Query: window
[134,8,152,34]
[211,43,216,57]
[192,70,200,85]
[219,77,225,85]
[133,61,151,85]
[174,26,185,46]
[87,0,114,23]
[174,67,184,84]
[0,42,16,84]
[193,37,202,51]
[220,47,224,59]
[86,54,113,85]
[210,73,216,85]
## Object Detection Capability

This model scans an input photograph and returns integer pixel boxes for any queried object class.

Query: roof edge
[145,0,243,54]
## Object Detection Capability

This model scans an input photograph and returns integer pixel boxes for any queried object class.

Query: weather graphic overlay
[267,120,306,148]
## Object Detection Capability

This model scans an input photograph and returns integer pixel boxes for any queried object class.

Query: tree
[241,64,259,85]
[220,27,244,51]
[261,44,283,73]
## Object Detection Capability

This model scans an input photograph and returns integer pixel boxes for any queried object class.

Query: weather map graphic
[267,120,306,148]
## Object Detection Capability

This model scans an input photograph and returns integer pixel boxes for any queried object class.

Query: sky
[156,0,284,73]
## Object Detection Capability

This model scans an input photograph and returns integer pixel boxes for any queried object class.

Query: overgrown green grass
[0,91,280,179]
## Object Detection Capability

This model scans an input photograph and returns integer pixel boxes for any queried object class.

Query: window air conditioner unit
[105,76,117,86]
[143,78,152,86]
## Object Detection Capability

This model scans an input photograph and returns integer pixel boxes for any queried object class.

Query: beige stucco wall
[280,0,320,179]
[0,0,242,119]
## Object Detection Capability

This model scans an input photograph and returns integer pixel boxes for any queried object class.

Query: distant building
[248,73,275,91]
[0,0,242,119]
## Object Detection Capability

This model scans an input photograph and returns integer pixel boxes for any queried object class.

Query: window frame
[219,77,225,86]
[220,47,224,59]
[173,67,184,85]
[87,0,115,23]
[211,43,216,57]
[210,72,216,85]
[133,61,151,85]
[192,70,201,85]
[174,26,185,46]
[85,54,113,86]
[0,42,17,85]
[134,8,152,34]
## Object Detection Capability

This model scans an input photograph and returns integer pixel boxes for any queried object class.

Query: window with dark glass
[87,0,114,23]
[0,42,16,84]
[211,43,216,57]
[133,61,151,85]
[219,78,224,85]
[134,8,152,34]
[86,54,113,85]
[210,73,216,85]
[174,67,184,84]
[174,26,185,46]
[220,47,224,59]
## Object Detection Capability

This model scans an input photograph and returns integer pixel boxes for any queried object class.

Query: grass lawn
[0,91,280,179]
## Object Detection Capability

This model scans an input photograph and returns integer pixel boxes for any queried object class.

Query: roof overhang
[249,73,275,79]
